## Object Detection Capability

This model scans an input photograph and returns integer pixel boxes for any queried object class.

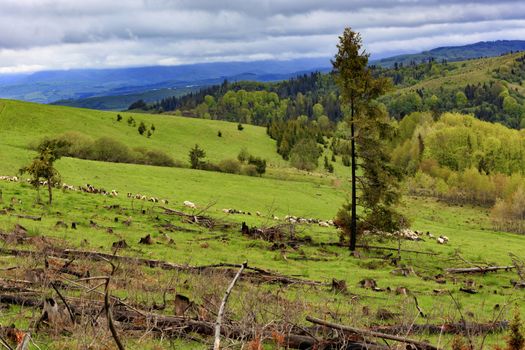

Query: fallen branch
[306,316,441,350]
[50,282,75,324]
[446,266,514,274]
[0,247,326,287]
[371,321,508,335]
[13,214,41,221]
[214,261,247,350]
[0,292,386,349]
[104,263,125,350]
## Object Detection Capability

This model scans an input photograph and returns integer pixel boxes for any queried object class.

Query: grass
[0,99,286,167]
[1,99,525,349]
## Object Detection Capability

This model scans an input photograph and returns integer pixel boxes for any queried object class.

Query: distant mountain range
[0,40,524,110]
[373,40,525,67]
[0,58,332,104]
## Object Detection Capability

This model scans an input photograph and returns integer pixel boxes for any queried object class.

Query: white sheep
[184,201,196,209]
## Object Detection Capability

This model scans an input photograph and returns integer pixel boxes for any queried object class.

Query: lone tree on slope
[189,144,206,169]
[20,139,66,205]
[332,27,405,252]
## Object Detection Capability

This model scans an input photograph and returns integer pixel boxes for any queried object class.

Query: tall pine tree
[332,28,405,252]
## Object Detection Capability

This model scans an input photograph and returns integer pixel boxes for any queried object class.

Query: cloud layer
[1,0,524,73]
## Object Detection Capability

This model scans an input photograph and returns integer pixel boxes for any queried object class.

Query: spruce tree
[332,28,404,252]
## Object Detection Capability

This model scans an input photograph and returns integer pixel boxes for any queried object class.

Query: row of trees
[188,144,266,176]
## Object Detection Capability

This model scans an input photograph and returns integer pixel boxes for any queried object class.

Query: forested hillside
[138,52,525,129]
[373,40,525,67]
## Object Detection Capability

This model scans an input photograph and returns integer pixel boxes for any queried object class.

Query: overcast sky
[1,0,524,73]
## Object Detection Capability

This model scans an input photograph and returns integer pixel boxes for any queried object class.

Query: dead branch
[445,266,514,274]
[371,321,508,335]
[0,247,327,286]
[0,334,13,350]
[50,282,75,324]
[306,316,441,350]
[14,214,41,221]
[214,261,247,350]
[104,263,125,350]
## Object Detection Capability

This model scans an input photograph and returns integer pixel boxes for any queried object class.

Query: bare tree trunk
[350,104,357,252]
[47,177,52,205]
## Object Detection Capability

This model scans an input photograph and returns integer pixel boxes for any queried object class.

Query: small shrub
[200,162,221,172]
[507,306,525,350]
[238,148,250,162]
[146,130,152,138]
[217,130,222,137]
[218,158,242,174]
[127,116,135,126]
[151,124,156,132]
[138,121,147,135]
[237,123,244,131]
[324,156,334,173]
[248,156,266,175]
[342,155,351,167]
[134,148,175,167]
[241,164,258,176]
[116,114,122,122]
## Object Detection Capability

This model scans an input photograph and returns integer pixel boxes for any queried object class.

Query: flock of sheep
[0,175,449,241]
[364,228,450,244]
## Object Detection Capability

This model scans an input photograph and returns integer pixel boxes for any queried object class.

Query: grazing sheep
[222,208,230,213]
[110,190,118,197]
[184,201,196,209]
[256,211,261,216]
[160,199,169,205]
[319,221,330,227]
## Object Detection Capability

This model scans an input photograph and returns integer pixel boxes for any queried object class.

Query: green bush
[33,133,178,168]
[248,156,267,175]
[218,158,242,174]
[241,164,258,176]
[290,139,321,171]
[237,147,250,162]
[92,137,133,163]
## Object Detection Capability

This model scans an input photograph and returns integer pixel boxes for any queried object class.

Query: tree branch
[213,261,247,350]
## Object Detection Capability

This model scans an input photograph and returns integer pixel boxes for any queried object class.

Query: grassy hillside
[0,99,348,218]
[0,99,286,167]
[1,100,525,349]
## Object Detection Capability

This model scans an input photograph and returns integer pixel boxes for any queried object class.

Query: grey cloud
[0,0,524,72]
